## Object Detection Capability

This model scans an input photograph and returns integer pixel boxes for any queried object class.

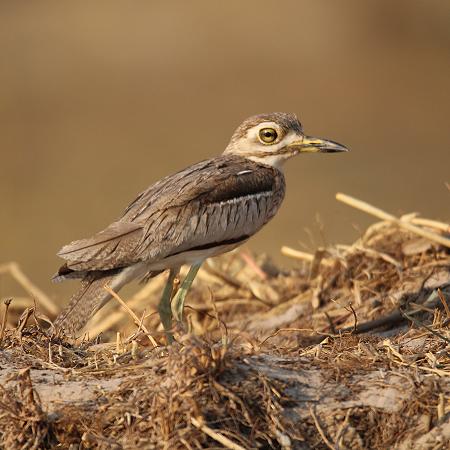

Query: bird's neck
[245,153,291,171]
[223,147,295,171]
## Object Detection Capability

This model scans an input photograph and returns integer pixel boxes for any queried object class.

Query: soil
[1,217,449,449]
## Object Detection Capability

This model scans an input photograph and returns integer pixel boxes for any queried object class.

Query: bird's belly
[146,240,246,270]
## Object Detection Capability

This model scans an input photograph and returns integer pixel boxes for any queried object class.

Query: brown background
[1,1,449,302]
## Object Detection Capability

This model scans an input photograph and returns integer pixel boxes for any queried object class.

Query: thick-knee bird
[53,112,347,340]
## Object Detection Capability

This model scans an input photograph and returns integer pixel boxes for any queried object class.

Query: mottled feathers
[55,155,285,281]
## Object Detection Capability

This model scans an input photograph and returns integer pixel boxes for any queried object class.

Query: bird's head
[224,112,348,168]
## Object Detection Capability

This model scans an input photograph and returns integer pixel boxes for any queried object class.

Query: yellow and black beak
[287,135,348,153]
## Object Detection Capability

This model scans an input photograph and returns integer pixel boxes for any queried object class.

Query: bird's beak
[287,135,349,153]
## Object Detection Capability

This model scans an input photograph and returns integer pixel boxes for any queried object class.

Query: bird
[53,112,348,341]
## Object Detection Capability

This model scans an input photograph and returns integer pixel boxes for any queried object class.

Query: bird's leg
[172,262,202,324]
[157,267,180,343]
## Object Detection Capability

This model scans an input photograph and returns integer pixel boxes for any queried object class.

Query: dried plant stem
[437,289,450,318]
[335,408,352,448]
[0,297,32,309]
[336,193,450,248]
[309,406,335,450]
[190,417,246,450]
[281,246,334,266]
[88,298,156,337]
[103,285,158,348]
[204,261,242,288]
[239,249,268,280]
[438,393,445,420]
[0,262,59,315]
[259,327,319,346]
[88,276,165,335]
[336,244,401,268]
[398,307,450,345]
[0,298,12,344]
[409,217,450,233]
[347,302,358,334]
[281,246,314,261]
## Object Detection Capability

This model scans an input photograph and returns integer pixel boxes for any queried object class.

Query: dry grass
[1,194,450,449]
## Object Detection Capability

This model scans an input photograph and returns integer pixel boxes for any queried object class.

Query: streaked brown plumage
[54,112,347,336]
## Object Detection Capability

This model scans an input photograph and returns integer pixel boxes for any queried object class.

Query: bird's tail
[53,271,118,335]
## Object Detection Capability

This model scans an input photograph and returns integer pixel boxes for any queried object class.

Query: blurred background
[1,0,449,302]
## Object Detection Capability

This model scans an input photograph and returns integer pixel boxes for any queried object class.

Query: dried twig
[281,246,314,262]
[0,262,59,315]
[204,261,243,288]
[309,406,335,450]
[0,298,12,344]
[240,249,268,280]
[190,417,246,450]
[16,307,35,337]
[281,246,334,267]
[337,244,401,269]
[338,286,450,336]
[408,217,450,233]
[259,327,320,347]
[347,302,358,334]
[334,408,352,449]
[89,299,156,337]
[330,298,358,335]
[339,309,404,335]
[437,288,450,318]
[103,284,158,348]
[398,307,450,345]
[336,193,450,248]
[88,276,165,336]
[324,312,337,335]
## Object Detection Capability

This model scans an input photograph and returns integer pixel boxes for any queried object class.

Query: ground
[1,197,449,449]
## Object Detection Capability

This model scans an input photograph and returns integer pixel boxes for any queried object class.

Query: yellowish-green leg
[172,262,202,324]
[157,267,180,344]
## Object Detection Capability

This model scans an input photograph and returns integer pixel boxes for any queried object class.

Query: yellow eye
[259,127,278,144]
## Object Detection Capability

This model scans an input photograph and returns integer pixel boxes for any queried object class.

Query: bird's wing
[56,221,143,273]
[56,159,219,273]
[56,155,284,274]
[130,155,285,262]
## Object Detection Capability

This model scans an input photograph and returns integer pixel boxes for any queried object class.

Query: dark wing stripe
[167,235,249,257]
[203,171,275,204]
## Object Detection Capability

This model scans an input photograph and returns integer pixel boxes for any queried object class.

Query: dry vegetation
[1,193,449,449]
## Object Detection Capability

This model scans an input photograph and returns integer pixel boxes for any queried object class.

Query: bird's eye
[258,128,278,144]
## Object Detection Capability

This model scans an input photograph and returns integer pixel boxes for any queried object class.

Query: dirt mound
[1,195,449,449]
